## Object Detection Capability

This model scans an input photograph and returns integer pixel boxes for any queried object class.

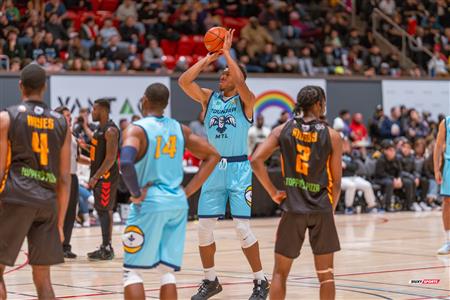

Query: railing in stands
[0,55,10,71]
[371,8,433,69]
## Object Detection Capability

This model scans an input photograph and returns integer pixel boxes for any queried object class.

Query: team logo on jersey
[315,123,325,130]
[18,105,26,112]
[301,124,310,131]
[209,115,236,133]
[122,225,145,254]
[34,106,44,115]
[245,186,252,207]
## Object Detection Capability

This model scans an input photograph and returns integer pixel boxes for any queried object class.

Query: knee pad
[198,218,216,247]
[123,268,143,287]
[233,219,257,248]
[156,265,176,285]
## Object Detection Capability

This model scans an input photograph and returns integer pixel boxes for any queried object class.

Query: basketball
[204,26,227,53]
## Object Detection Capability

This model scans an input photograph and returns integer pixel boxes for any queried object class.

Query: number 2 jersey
[278,117,333,214]
[132,116,187,213]
[0,101,67,208]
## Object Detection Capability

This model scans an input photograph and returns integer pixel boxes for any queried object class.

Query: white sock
[253,270,265,281]
[446,230,450,243]
[204,267,216,281]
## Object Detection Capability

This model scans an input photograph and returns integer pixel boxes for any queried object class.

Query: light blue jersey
[204,91,252,157]
[441,116,450,196]
[445,116,450,160]
[132,116,187,213]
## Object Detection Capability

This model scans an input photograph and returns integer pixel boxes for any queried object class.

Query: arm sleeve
[120,146,141,198]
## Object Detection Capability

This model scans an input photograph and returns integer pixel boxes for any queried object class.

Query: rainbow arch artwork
[254,90,296,118]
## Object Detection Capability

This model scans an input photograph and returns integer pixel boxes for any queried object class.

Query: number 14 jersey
[278,117,333,214]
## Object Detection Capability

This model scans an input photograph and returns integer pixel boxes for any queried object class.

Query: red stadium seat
[99,0,119,12]
[222,17,248,37]
[91,0,100,11]
[160,39,178,56]
[162,55,177,70]
[193,35,208,56]
[177,35,195,56]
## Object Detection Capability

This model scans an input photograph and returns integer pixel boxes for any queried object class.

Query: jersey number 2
[32,132,49,166]
[296,144,310,176]
[155,136,177,158]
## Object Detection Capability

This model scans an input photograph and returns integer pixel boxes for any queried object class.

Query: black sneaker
[249,278,270,300]
[87,244,114,260]
[63,250,77,259]
[191,277,222,300]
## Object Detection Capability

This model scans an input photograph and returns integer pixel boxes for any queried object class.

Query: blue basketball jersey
[445,116,450,160]
[132,116,187,212]
[204,91,252,157]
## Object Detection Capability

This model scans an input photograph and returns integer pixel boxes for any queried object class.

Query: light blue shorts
[123,208,187,271]
[198,159,252,219]
[441,160,450,197]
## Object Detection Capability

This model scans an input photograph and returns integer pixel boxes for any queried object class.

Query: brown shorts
[275,211,340,258]
[0,203,64,266]
[93,178,118,211]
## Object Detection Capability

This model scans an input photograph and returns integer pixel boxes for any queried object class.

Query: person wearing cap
[0,64,71,298]
[374,140,416,212]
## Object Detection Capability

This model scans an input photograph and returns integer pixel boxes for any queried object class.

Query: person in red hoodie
[350,113,368,142]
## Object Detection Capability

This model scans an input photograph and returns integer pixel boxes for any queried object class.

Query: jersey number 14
[155,136,177,159]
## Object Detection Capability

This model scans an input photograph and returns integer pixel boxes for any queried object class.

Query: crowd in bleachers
[1,0,449,76]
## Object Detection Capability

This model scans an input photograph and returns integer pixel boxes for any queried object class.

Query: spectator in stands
[100,18,119,47]
[69,56,89,71]
[34,53,49,69]
[119,16,140,44]
[366,46,383,73]
[241,16,273,58]
[189,112,207,140]
[44,0,67,20]
[3,27,24,59]
[80,17,98,48]
[333,110,352,138]
[379,0,396,16]
[272,111,290,129]
[375,140,416,212]
[68,36,89,60]
[298,47,315,76]
[267,20,283,47]
[143,38,163,71]
[380,106,403,140]
[5,0,20,25]
[428,48,448,76]
[105,35,127,70]
[116,0,138,22]
[90,36,106,61]
[129,57,143,72]
[19,26,35,47]
[9,57,21,72]
[318,44,339,74]
[40,32,59,62]
[258,43,281,72]
[258,3,277,26]
[341,138,378,214]
[248,115,270,155]
[406,109,430,141]
[398,140,429,211]
[282,48,298,73]
[45,13,67,42]
[350,113,369,142]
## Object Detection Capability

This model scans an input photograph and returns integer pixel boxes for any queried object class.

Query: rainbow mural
[254,90,296,117]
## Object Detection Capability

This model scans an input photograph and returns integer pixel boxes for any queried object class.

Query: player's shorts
[0,203,64,266]
[93,177,118,211]
[123,208,188,271]
[441,159,450,197]
[198,156,252,219]
[275,211,340,258]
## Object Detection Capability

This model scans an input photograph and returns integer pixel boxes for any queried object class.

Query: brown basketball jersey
[278,117,333,214]
[89,120,119,183]
[0,100,67,208]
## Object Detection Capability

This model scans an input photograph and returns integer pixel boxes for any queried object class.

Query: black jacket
[375,154,401,180]
[398,153,420,179]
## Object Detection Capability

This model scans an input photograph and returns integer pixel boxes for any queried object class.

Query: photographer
[73,107,97,155]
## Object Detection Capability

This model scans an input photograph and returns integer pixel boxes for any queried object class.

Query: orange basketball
[204,27,227,53]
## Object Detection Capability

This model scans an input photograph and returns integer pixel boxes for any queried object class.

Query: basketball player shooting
[434,117,450,255]
[179,29,270,299]
[251,86,342,300]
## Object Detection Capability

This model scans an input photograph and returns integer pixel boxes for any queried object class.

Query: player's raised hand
[222,28,235,53]
[271,190,287,204]
[204,51,221,65]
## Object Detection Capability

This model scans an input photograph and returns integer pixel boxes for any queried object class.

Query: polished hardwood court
[4,212,450,299]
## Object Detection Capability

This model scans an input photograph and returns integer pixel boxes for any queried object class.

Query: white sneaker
[419,202,432,211]
[113,212,122,224]
[437,243,450,255]
[411,202,422,212]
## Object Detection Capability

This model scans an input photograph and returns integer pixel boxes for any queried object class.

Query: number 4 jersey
[132,116,187,213]
[0,101,67,208]
[278,117,333,214]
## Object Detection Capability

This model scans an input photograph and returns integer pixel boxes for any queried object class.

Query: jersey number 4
[155,136,177,159]
[32,132,49,166]
[296,144,311,176]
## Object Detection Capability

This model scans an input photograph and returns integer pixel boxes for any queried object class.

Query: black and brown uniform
[0,101,67,266]
[276,117,340,258]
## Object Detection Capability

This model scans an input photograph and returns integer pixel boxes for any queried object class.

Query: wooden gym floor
[4,212,450,299]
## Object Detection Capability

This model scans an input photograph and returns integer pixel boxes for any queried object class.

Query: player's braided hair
[294,85,325,115]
